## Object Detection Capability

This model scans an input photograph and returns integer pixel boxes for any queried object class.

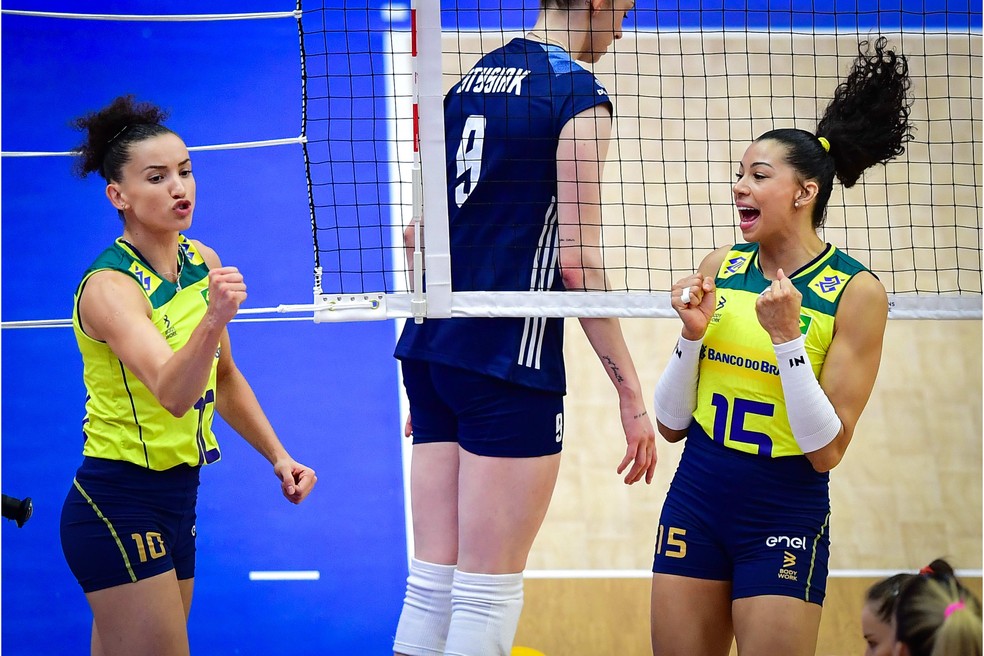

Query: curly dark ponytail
[72,95,173,182]
[757,37,914,229]
[818,36,915,186]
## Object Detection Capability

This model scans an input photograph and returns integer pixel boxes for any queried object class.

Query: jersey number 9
[454,115,486,207]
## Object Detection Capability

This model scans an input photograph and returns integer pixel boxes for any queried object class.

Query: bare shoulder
[697,244,733,278]
[78,270,153,337]
[836,270,889,332]
[82,269,150,306]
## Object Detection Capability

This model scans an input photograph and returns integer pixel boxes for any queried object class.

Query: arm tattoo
[602,355,625,383]
[633,411,648,420]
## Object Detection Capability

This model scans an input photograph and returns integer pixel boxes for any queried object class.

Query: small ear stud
[794,201,800,207]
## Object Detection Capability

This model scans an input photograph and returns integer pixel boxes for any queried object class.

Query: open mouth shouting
[737,204,760,230]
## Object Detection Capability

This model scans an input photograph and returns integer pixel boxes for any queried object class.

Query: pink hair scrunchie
[944,600,966,618]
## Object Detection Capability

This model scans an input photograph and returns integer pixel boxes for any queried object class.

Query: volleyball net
[300,0,982,321]
[0,3,979,328]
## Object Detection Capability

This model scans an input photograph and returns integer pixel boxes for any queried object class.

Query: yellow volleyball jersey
[692,242,869,458]
[73,236,221,470]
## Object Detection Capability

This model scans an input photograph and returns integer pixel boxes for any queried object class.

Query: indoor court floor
[2,2,980,655]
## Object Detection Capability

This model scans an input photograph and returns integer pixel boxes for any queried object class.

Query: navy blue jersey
[395,38,612,393]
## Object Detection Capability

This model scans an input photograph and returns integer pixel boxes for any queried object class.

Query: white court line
[524,569,984,579]
[248,570,321,581]
[245,568,984,581]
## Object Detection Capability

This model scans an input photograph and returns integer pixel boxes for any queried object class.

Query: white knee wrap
[444,570,524,656]
[393,558,456,656]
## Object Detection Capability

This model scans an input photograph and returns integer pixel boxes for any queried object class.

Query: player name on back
[456,67,531,96]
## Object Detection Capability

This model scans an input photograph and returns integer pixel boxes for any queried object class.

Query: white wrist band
[653,335,702,430]
[774,335,842,453]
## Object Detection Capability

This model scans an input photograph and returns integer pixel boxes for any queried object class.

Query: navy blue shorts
[401,359,565,458]
[60,457,201,593]
[652,424,831,605]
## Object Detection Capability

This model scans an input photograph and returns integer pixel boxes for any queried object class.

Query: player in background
[862,572,916,656]
[894,559,982,656]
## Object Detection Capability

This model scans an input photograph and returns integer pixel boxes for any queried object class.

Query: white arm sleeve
[773,335,842,453]
[652,335,702,430]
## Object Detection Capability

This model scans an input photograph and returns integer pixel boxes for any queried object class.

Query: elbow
[804,438,848,473]
[157,384,210,419]
[806,454,839,473]
[656,421,688,443]
[161,398,194,418]
[559,260,585,291]
[559,247,606,291]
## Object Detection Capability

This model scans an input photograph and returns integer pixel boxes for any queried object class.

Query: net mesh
[301,4,413,296]
[301,1,982,317]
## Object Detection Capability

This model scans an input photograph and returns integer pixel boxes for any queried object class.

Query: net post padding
[413,0,452,318]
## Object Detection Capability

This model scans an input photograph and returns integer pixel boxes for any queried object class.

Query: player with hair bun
[59,95,317,656]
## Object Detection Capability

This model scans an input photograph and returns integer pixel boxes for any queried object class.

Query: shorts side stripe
[804,511,830,602]
[73,477,137,584]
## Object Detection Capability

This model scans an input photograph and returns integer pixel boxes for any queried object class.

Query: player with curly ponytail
[758,37,914,230]
[649,38,914,655]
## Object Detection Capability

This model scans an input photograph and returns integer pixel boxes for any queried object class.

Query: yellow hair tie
[817,136,831,153]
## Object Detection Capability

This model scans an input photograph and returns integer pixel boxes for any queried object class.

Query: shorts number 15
[655,524,687,559]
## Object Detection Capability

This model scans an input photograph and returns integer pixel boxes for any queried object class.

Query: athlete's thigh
[651,573,733,656]
[456,449,561,573]
[401,360,462,563]
[86,570,189,656]
[178,577,194,620]
[732,595,821,656]
[409,441,460,564]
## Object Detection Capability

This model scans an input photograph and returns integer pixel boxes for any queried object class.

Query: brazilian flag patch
[799,314,813,335]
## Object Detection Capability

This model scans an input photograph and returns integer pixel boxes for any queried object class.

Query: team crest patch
[129,262,161,294]
[180,240,193,261]
[719,252,751,279]
[179,237,201,265]
[807,265,851,303]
